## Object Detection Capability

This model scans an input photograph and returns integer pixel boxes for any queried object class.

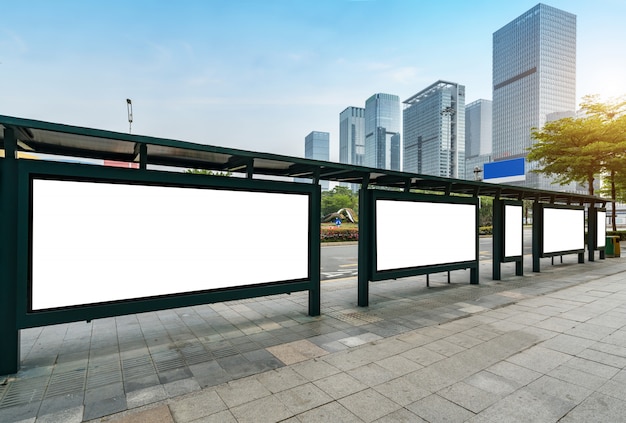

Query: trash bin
[605,236,621,257]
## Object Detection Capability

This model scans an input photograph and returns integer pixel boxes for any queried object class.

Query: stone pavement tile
[540,333,596,355]
[464,370,519,396]
[347,363,396,386]
[533,316,578,333]
[83,396,127,421]
[34,406,83,423]
[422,339,466,357]
[162,378,201,398]
[124,374,161,393]
[266,340,328,365]
[613,369,626,384]
[84,382,125,404]
[577,347,626,369]
[185,409,237,423]
[526,375,592,413]
[0,403,39,423]
[126,385,167,409]
[400,346,446,367]
[566,322,616,341]
[296,401,363,423]
[559,393,626,423]
[373,376,430,406]
[168,390,226,422]
[105,405,174,423]
[313,372,368,400]
[229,394,293,423]
[338,333,383,347]
[562,356,620,380]
[547,365,609,390]
[338,388,402,423]
[321,348,377,372]
[275,382,333,414]
[255,367,308,394]
[468,389,564,423]
[505,346,572,374]
[395,331,436,347]
[407,393,475,423]
[215,377,271,408]
[486,361,542,387]
[602,328,626,346]
[438,381,499,413]
[444,331,486,349]
[188,361,231,388]
[375,355,423,376]
[597,379,626,401]
[589,340,626,359]
[291,359,341,381]
[37,392,84,417]
[372,407,426,423]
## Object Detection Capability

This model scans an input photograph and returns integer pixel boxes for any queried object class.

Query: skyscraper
[339,106,365,167]
[492,3,576,190]
[465,99,492,180]
[403,81,466,179]
[364,93,401,171]
[304,131,330,191]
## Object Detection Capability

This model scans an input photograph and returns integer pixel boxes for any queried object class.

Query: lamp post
[126,99,133,134]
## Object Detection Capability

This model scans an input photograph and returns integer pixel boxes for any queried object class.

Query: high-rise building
[339,107,365,167]
[492,3,576,190]
[304,131,330,190]
[465,99,492,180]
[403,80,466,179]
[364,93,401,171]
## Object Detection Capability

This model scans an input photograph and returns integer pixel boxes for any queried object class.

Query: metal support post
[1,127,21,375]
[357,187,371,307]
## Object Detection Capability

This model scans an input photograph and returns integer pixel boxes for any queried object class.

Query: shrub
[321,226,359,242]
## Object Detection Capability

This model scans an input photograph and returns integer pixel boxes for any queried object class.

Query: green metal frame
[492,199,523,280]
[532,202,585,272]
[587,207,606,262]
[358,189,479,307]
[1,158,320,374]
[1,129,20,375]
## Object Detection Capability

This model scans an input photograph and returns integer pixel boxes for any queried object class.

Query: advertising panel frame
[492,199,523,280]
[358,189,479,306]
[532,202,585,272]
[16,160,321,329]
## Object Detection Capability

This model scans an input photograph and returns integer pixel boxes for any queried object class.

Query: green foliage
[321,186,358,216]
[185,169,232,176]
[479,196,493,227]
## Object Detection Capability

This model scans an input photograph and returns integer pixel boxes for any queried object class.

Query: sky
[2,0,625,161]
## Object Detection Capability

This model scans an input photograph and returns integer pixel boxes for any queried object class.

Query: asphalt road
[320,228,533,281]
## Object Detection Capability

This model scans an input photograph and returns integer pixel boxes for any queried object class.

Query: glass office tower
[492,3,576,190]
[403,81,466,179]
[465,99,492,180]
[364,93,401,170]
[339,106,365,167]
[304,131,330,191]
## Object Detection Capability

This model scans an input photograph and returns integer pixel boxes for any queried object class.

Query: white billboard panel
[31,180,310,310]
[504,205,523,257]
[376,200,476,271]
[543,207,584,254]
[597,210,606,248]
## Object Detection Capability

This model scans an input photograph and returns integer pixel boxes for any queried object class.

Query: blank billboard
[543,207,585,254]
[504,204,523,258]
[31,179,310,311]
[376,199,476,271]
[597,210,606,248]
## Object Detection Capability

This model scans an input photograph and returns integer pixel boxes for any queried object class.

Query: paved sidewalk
[2,252,626,422]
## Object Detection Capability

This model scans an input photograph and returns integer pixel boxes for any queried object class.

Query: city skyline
[2,1,625,162]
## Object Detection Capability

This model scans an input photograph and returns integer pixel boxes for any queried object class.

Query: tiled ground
[0,252,623,422]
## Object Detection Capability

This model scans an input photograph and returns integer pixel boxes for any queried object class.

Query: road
[320,228,533,281]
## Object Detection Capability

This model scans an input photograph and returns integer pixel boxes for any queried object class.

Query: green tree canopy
[528,94,626,230]
[321,186,358,216]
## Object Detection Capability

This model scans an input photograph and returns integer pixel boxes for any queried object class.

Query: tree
[528,95,626,230]
[528,116,605,195]
[185,169,232,176]
[321,186,358,216]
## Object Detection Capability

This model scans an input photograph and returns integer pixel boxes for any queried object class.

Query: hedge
[321,226,359,242]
